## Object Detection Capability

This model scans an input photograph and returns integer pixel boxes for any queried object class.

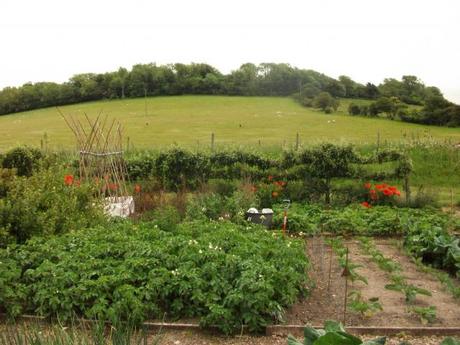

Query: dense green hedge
[124,145,410,193]
[0,220,310,334]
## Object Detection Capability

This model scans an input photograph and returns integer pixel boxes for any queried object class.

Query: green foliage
[287,320,386,345]
[409,306,436,325]
[0,319,154,345]
[312,92,340,113]
[347,291,382,317]
[154,148,210,191]
[0,220,309,334]
[1,147,42,177]
[402,215,460,276]
[0,166,106,246]
[441,337,460,345]
[272,203,449,236]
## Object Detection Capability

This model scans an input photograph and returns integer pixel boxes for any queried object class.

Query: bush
[154,148,210,191]
[207,178,238,196]
[1,147,43,176]
[0,166,106,246]
[348,103,361,115]
[0,220,310,333]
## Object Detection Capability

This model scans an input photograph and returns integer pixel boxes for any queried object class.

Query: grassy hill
[0,95,458,151]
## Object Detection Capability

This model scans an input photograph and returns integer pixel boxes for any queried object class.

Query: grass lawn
[0,95,459,151]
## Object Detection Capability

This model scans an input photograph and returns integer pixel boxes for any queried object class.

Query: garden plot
[284,237,460,328]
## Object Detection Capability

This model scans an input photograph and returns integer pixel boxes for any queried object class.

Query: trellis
[59,110,129,199]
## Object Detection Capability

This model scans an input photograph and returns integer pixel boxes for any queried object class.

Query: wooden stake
[343,247,349,325]
[327,247,333,293]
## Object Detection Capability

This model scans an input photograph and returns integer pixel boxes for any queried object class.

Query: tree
[313,92,339,112]
[299,144,357,204]
[348,103,361,115]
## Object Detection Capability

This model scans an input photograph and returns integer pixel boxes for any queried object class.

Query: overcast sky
[1,0,459,103]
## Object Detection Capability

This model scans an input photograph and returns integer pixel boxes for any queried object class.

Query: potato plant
[0,220,310,334]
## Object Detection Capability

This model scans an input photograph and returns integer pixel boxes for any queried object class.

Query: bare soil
[151,329,450,345]
[284,237,460,327]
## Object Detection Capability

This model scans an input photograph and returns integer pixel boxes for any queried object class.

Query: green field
[0,96,458,151]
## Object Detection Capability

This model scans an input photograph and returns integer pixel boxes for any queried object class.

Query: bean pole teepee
[58,109,129,199]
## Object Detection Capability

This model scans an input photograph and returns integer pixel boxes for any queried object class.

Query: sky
[1,0,460,103]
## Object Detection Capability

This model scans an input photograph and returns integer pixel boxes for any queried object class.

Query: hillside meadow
[0,96,458,151]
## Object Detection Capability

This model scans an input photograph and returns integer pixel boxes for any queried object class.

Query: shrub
[0,166,106,246]
[1,147,43,176]
[207,178,238,196]
[348,103,361,115]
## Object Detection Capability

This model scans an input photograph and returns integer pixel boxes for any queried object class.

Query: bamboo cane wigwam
[59,109,133,216]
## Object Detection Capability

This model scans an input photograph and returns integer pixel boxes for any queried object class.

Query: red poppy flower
[64,174,74,186]
[134,184,141,193]
[361,201,371,208]
[394,190,401,196]
[375,184,384,190]
[364,182,371,189]
[109,183,118,191]
[272,191,279,198]
[383,189,393,196]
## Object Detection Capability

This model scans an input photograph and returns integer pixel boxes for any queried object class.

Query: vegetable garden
[0,142,459,344]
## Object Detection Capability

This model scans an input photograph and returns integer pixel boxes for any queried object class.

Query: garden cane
[282,199,291,237]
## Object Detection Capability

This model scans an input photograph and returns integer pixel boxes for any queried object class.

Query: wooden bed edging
[2,314,460,337]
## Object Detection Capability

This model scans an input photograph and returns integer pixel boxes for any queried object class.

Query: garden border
[2,314,460,337]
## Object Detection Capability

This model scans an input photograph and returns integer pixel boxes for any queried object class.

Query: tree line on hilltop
[0,62,458,126]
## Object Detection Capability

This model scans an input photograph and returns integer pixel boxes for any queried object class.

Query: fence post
[404,176,411,204]
[376,131,380,153]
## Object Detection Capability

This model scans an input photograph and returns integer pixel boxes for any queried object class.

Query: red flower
[394,190,401,196]
[383,189,393,196]
[64,174,74,186]
[134,184,141,193]
[375,184,384,190]
[272,191,279,198]
[364,182,371,189]
[109,183,118,191]
[361,201,371,208]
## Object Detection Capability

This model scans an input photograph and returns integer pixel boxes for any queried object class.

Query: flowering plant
[362,182,401,207]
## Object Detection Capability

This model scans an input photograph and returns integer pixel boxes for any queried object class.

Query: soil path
[284,237,460,327]
[374,240,460,326]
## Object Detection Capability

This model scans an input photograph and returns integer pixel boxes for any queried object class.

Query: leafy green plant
[0,166,106,246]
[441,337,460,345]
[326,237,368,285]
[348,291,383,317]
[409,306,436,325]
[0,219,310,334]
[287,320,386,345]
[385,275,432,304]
[1,146,42,177]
